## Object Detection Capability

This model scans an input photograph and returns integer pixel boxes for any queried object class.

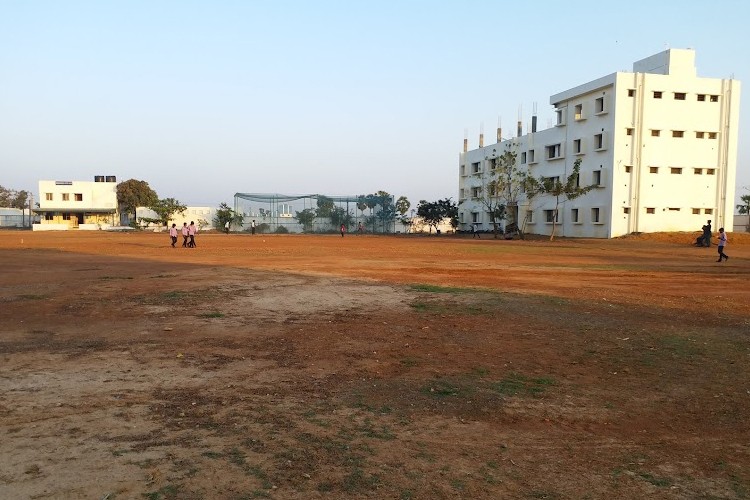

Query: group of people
[695,219,729,262]
[169,221,198,248]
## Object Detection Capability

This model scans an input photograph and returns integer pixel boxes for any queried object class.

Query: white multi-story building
[34,176,119,230]
[459,49,741,238]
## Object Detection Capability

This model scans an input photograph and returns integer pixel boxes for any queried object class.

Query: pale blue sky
[1,0,748,208]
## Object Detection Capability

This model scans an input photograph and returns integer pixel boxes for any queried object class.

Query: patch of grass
[197,311,225,318]
[409,284,475,294]
[400,357,418,367]
[357,418,395,440]
[142,484,178,499]
[422,379,466,398]
[17,294,48,300]
[201,451,222,459]
[638,472,672,487]
[343,467,380,493]
[493,373,555,397]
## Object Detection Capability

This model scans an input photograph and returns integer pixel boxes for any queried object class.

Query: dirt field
[1,230,749,499]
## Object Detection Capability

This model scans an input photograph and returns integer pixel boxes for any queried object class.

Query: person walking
[169,223,178,247]
[251,220,256,235]
[716,227,729,262]
[188,221,197,248]
[224,220,230,234]
[181,222,189,247]
[703,219,712,247]
[340,223,346,237]
[472,223,480,239]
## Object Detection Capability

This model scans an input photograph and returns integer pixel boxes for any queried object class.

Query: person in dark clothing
[703,220,712,247]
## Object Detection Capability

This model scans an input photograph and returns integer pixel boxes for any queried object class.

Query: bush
[275,225,289,234]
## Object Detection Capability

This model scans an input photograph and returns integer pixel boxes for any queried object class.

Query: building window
[460,165,466,176]
[62,193,70,201]
[472,187,481,198]
[706,169,716,175]
[594,133,605,150]
[670,167,682,174]
[75,193,83,201]
[471,212,479,223]
[546,143,563,160]
[544,209,558,223]
[571,208,579,222]
[573,139,582,154]
[694,168,703,175]
[627,89,636,97]
[623,207,630,214]
[591,207,601,223]
[526,210,534,224]
[45,213,54,221]
[651,130,661,137]
[626,128,634,136]
[471,162,480,173]
[459,188,465,200]
[649,166,659,173]
[697,94,706,102]
[593,170,602,186]
[62,213,71,221]
[710,95,719,102]
[45,193,53,201]
[653,91,663,99]
[489,158,497,170]
[521,152,527,164]
[696,131,705,139]
[708,132,717,139]
[555,109,566,126]
[595,96,605,114]
[574,104,584,120]
[668,207,680,212]
[625,165,632,173]
[528,150,536,163]
[674,92,686,100]
[672,130,684,138]
[646,208,655,214]
[692,208,701,214]
[705,208,713,215]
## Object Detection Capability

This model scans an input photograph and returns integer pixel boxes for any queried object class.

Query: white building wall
[459,49,740,239]
[38,179,118,211]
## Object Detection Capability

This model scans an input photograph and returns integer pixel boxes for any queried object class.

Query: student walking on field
[181,222,189,247]
[716,228,729,262]
[188,221,197,248]
[169,223,178,247]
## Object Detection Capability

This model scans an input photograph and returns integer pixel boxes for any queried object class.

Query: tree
[417,198,457,233]
[0,186,30,209]
[315,196,335,219]
[466,147,512,238]
[538,158,596,240]
[330,207,353,230]
[145,198,187,227]
[737,191,750,232]
[374,190,396,233]
[213,202,243,231]
[117,179,157,222]
[396,196,411,216]
[295,208,316,232]
[518,174,543,239]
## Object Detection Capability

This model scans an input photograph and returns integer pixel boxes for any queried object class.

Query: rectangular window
[62,193,70,201]
[651,130,661,137]
[696,131,705,139]
[45,213,53,221]
[62,213,71,221]
[489,158,497,170]
[526,210,534,223]
[471,162,480,173]
[694,168,703,175]
[574,138,582,154]
[670,168,682,174]
[546,143,563,159]
[649,166,659,173]
[710,95,719,102]
[528,150,536,163]
[74,193,83,201]
[653,91,663,99]
[708,132,717,139]
[571,208,579,223]
[459,188,465,200]
[472,187,481,198]
[591,207,601,223]
[574,104,584,120]
[628,89,636,97]
[623,207,630,214]
[594,133,605,150]
[555,109,566,126]
[672,130,684,138]
[460,165,466,176]
[595,96,605,113]
[707,169,716,175]
[668,207,680,212]
[45,193,53,201]
[692,208,701,214]
[625,165,632,173]
[674,92,686,100]
[697,94,706,102]
[521,152,527,164]
[646,208,655,214]
[593,170,602,185]
[705,208,713,214]
[626,128,634,136]
[544,209,558,223]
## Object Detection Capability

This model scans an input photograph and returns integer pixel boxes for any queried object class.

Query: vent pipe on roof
[497,116,502,143]
[463,128,468,153]
[479,122,484,148]
[531,102,538,133]
[517,105,523,137]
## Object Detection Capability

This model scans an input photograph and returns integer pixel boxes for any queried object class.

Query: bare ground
[0,231,749,499]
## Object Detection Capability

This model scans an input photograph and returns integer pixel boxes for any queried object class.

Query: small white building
[135,206,217,231]
[33,176,119,230]
[459,49,741,238]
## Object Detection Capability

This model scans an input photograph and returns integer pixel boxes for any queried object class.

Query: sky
[1,0,749,209]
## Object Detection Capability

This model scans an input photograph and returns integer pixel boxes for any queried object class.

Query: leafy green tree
[117,179,157,222]
[519,174,543,239]
[330,207,353,230]
[417,198,457,233]
[295,208,316,232]
[738,192,750,232]
[213,202,243,231]
[538,158,596,240]
[316,196,335,218]
[396,196,410,216]
[145,198,187,227]
[374,191,396,233]
[0,185,29,209]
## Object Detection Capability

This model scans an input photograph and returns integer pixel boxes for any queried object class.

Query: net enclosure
[233,193,397,234]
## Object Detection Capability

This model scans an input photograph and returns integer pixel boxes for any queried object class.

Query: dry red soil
[1,230,749,499]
